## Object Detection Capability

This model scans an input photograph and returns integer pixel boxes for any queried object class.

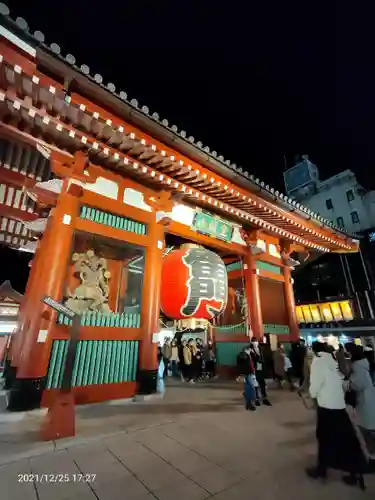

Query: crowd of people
[158,337,217,383]
[236,337,375,489]
[305,340,375,489]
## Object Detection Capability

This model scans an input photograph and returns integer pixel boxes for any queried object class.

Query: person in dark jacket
[238,346,257,411]
[250,337,272,406]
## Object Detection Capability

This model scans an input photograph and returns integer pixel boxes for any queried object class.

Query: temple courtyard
[1,380,374,499]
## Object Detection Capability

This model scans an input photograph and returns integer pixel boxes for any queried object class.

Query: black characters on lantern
[181,248,228,318]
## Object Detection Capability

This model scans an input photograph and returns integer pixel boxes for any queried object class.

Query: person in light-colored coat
[350,353,375,431]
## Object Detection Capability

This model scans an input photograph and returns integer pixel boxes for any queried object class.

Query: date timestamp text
[18,473,97,483]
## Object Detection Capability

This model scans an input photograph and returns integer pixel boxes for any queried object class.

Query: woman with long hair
[307,342,368,489]
[349,345,375,433]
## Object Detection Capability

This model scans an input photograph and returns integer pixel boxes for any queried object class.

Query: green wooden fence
[216,342,248,366]
[46,339,139,389]
[80,205,147,235]
[57,311,141,328]
[215,323,247,335]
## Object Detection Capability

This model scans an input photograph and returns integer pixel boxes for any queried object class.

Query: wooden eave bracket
[284,256,300,267]
[51,151,98,184]
[148,191,184,227]
[250,244,265,256]
[278,239,301,267]
[23,178,62,208]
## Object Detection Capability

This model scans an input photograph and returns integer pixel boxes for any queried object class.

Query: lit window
[351,211,360,224]
[346,190,355,202]
[337,216,344,227]
[326,198,333,210]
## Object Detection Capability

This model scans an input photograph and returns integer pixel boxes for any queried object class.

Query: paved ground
[1,380,374,499]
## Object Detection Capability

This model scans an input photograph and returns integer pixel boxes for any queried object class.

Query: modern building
[285,156,375,322]
[284,156,375,233]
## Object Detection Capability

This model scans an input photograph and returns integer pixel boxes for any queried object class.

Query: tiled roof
[0,2,359,241]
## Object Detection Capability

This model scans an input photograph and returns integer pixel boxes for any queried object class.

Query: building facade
[285,157,375,321]
[284,156,375,234]
[0,8,358,410]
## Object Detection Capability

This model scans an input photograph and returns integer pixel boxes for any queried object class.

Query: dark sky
[8,1,375,189]
[2,1,375,290]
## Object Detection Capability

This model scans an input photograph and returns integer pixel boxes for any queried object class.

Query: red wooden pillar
[9,242,42,369]
[244,250,264,339]
[283,265,299,341]
[137,219,165,394]
[8,182,81,410]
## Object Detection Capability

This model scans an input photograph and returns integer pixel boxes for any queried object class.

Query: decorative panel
[192,211,233,242]
[80,205,147,235]
[256,261,282,275]
[259,278,288,326]
[226,261,241,273]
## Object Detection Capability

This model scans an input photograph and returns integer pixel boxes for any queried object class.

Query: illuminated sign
[296,300,354,323]
[369,232,375,243]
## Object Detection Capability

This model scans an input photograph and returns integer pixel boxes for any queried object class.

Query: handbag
[344,377,357,407]
[345,388,357,407]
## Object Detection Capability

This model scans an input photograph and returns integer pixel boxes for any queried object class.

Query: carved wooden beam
[51,151,98,184]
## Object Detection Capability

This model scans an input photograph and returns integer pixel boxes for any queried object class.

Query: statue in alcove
[238,291,248,321]
[64,249,112,314]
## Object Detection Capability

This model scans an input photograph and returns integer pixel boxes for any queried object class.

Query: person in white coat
[349,346,375,432]
[306,342,367,489]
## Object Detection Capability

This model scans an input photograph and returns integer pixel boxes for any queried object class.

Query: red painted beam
[0,169,33,189]
[0,204,38,222]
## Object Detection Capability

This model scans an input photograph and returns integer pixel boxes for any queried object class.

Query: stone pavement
[1,380,375,499]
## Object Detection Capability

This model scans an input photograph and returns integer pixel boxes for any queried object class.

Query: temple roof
[0,280,23,303]
[0,5,359,253]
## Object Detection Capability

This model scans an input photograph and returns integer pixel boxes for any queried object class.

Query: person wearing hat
[249,337,272,406]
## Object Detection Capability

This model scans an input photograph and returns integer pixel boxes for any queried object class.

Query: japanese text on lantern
[182,248,227,317]
[160,247,228,320]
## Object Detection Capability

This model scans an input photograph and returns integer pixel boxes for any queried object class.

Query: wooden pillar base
[41,392,75,441]
[6,377,45,411]
[137,369,157,395]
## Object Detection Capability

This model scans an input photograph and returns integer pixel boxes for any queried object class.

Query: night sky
[2,1,375,291]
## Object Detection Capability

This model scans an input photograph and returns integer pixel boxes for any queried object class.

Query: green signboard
[192,212,233,242]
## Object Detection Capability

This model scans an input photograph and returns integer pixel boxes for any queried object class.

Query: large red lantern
[160,246,228,320]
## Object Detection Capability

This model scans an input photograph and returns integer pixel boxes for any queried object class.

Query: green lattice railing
[215,322,289,335]
[80,205,147,235]
[46,339,139,388]
[57,311,141,328]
